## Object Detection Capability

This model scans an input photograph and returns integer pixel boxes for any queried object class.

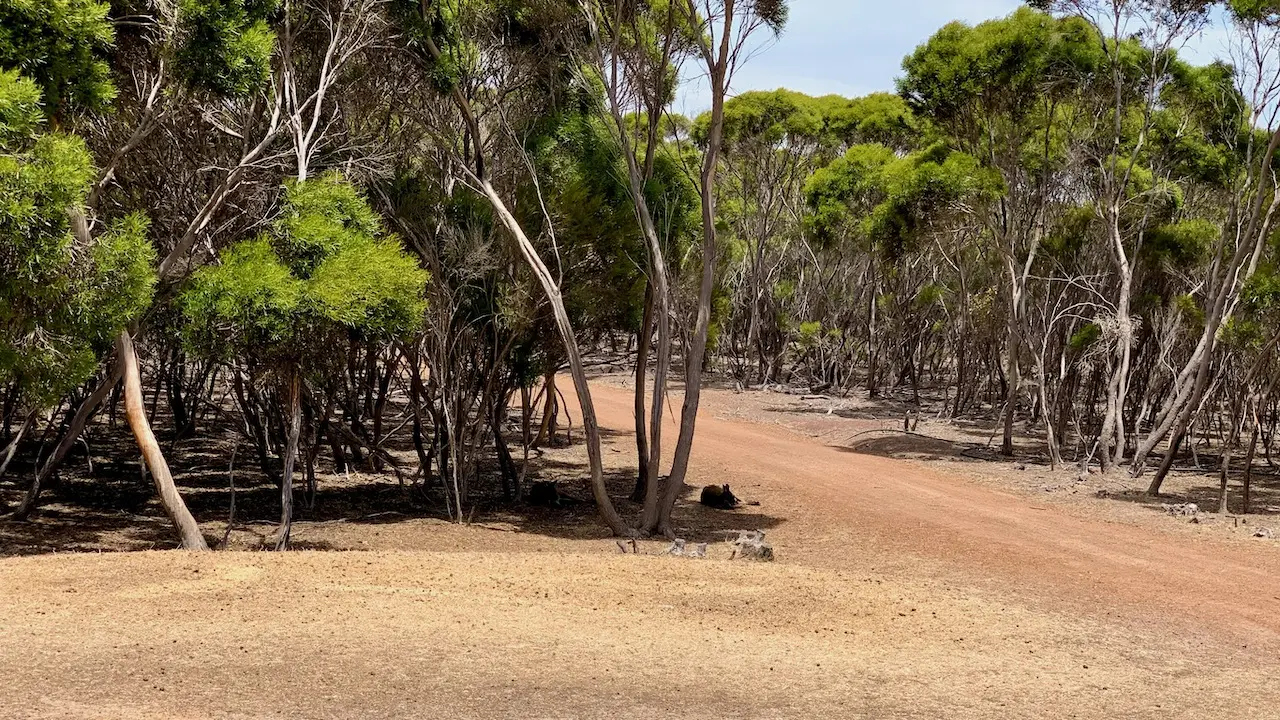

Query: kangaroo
[699,483,740,510]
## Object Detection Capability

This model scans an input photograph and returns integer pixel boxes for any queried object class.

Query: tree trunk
[0,409,35,479]
[118,331,208,551]
[477,179,630,536]
[493,395,517,500]
[651,13,734,535]
[10,367,122,518]
[276,372,302,550]
[1243,420,1259,515]
[633,283,653,503]
[1217,438,1234,514]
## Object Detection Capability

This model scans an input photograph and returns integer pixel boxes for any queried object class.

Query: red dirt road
[586,382,1280,646]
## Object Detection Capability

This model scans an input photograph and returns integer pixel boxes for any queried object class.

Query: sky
[674,0,1234,116]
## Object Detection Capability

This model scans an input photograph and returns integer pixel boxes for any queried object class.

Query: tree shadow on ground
[470,459,785,543]
[831,431,1060,469]
[0,418,785,555]
[1099,466,1280,518]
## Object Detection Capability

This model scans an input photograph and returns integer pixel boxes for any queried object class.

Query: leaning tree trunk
[118,331,208,551]
[11,367,121,519]
[0,409,35,479]
[477,179,630,536]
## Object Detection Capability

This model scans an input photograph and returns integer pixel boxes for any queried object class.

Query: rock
[1161,502,1199,517]
[1254,527,1274,539]
[662,539,706,558]
[730,530,774,561]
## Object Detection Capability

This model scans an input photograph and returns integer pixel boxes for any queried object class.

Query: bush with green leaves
[175,0,279,97]
[0,0,117,116]
[0,69,156,406]
[182,172,428,373]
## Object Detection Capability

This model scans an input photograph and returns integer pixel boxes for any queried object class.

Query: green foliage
[804,143,897,246]
[795,320,823,348]
[1144,219,1217,269]
[307,236,428,337]
[0,91,156,405]
[752,0,788,31]
[1043,205,1096,260]
[527,107,697,334]
[182,238,302,359]
[1174,293,1205,329]
[175,0,279,97]
[898,7,1098,131]
[0,133,95,295]
[707,89,825,151]
[183,173,427,369]
[1241,265,1280,316]
[1153,61,1244,187]
[825,92,918,150]
[0,69,42,142]
[83,213,158,342]
[1068,322,1102,353]
[273,174,385,277]
[915,283,945,308]
[701,89,917,157]
[0,0,117,116]
[1228,0,1280,22]
[392,0,578,94]
[805,142,1000,254]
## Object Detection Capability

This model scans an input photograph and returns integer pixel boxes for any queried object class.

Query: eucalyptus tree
[654,0,787,535]
[393,0,635,534]
[0,0,222,546]
[1132,0,1280,492]
[805,142,1002,406]
[578,0,701,522]
[0,70,156,489]
[183,173,426,549]
[900,7,1102,456]
[709,89,827,384]
[1033,0,1215,471]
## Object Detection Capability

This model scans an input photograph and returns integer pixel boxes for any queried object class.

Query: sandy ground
[3,379,1280,719]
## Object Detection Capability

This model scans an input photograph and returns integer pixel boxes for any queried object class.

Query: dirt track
[2,380,1280,718]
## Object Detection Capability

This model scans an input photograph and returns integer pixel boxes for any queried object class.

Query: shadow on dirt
[0,415,784,555]
[1097,467,1280,518]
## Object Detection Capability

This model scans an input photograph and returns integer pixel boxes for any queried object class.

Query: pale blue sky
[675,0,1233,115]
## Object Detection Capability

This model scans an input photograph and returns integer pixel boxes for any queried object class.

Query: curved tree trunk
[118,331,208,551]
[10,367,121,519]
[477,179,630,536]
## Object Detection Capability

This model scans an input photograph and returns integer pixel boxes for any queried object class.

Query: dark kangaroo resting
[699,483,740,509]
